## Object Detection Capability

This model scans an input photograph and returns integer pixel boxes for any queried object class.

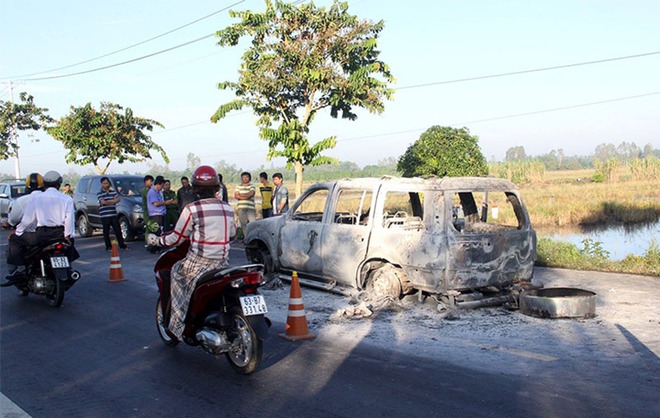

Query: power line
[24,34,215,81]
[396,50,660,90]
[3,1,245,79]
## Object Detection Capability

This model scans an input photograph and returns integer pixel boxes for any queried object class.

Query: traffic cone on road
[280,271,315,341]
[109,240,126,283]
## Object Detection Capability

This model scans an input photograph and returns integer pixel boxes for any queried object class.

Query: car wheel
[77,213,93,237]
[247,246,274,276]
[118,216,134,242]
[365,265,405,300]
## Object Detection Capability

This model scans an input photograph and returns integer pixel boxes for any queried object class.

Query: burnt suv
[74,175,145,241]
[244,176,537,307]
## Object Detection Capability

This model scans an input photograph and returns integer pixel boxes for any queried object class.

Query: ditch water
[537,221,660,261]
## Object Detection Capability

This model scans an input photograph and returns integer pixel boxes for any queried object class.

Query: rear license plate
[239,295,268,316]
[50,256,70,268]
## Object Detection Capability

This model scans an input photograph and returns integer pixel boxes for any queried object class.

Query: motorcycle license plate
[239,295,268,316]
[50,256,70,268]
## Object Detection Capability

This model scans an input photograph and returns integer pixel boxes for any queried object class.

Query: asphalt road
[1,229,658,417]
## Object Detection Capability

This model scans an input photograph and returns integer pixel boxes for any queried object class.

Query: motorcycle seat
[195,264,264,287]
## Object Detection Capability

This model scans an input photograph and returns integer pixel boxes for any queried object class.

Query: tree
[0,92,53,160]
[48,102,168,174]
[397,126,488,178]
[504,146,527,162]
[211,0,395,195]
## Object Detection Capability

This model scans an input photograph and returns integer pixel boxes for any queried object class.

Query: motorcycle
[2,238,81,307]
[154,242,271,375]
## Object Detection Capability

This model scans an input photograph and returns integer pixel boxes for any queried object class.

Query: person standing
[216,173,228,203]
[142,175,154,243]
[234,172,256,238]
[162,179,179,233]
[176,176,196,211]
[97,176,128,251]
[272,172,289,215]
[147,165,236,340]
[258,172,273,219]
[63,183,74,198]
[147,177,171,235]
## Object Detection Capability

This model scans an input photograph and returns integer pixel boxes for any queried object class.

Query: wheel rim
[368,267,402,300]
[78,216,88,236]
[119,218,129,241]
[228,315,253,367]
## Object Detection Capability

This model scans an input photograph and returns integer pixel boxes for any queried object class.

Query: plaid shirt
[159,197,236,260]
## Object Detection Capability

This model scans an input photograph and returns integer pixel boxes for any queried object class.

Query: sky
[1,0,659,178]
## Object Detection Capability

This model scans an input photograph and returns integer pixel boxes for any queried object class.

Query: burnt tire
[247,246,274,276]
[520,288,597,319]
[366,265,405,300]
[77,213,93,237]
[156,298,179,347]
[225,306,263,375]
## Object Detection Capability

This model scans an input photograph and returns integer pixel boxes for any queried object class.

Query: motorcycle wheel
[46,277,64,308]
[156,298,179,347]
[225,307,263,375]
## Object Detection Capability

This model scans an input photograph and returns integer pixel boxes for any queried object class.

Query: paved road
[1,230,658,417]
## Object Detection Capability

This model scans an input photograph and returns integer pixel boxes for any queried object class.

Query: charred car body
[244,176,537,307]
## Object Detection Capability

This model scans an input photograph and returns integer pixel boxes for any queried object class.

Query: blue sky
[1,0,659,177]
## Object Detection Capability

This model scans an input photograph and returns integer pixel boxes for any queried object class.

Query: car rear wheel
[77,213,93,237]
[365,265,406,300]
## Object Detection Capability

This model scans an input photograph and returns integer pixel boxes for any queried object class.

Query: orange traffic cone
[280,271,315,341]
[109,240,126,282]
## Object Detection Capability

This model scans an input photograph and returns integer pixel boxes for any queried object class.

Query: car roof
[0,181,26,186]
[327,176,519,192]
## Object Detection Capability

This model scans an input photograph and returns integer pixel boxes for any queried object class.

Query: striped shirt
[97,189,119,218]
[235,183,256,211]
[159,198,236,260]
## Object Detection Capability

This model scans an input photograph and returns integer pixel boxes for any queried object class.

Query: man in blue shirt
[97,177,128,251]
[147,177,173,235]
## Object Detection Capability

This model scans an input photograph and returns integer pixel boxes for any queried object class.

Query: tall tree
[211,0,395,195]
[397,126,488,178]
[48,102,167,174]
[504,146,527,162]
[0,92,53,160]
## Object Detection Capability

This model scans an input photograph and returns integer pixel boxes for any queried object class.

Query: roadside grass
[537,237,660,277]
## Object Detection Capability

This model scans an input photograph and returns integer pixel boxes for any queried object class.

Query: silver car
[0,181,27,221]
[244,176,537,306]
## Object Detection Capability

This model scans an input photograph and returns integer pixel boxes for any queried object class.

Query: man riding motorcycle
[148,165,236,340]
[5,170,78,285]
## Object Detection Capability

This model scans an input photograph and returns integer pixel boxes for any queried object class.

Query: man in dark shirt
[98,177,128,251]
[176,176,196,211]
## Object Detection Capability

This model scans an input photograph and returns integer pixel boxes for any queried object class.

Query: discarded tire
[520,287,596,319]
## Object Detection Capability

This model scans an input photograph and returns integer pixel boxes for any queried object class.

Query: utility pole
[8,80,21,179]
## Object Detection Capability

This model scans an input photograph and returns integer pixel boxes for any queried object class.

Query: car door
[86,177,103,226]
[278,186,331,277]
[0,184,9,217]
[320,187,374,285]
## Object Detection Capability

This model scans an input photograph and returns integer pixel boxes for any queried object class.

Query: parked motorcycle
[154,242,271,375]
[2,239,81,307]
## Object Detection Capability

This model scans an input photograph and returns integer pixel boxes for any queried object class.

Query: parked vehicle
[244,176,537,308]
[73,175,145,241]
[1,238,81,307]
[0,180,27,221]
[154,242,271,375]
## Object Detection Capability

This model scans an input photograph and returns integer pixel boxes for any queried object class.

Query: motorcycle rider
[148,165,236,340]
[5,170,78,284]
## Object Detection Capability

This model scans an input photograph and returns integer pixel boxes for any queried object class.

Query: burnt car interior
[382,191,424,230]
[452,191,525,232]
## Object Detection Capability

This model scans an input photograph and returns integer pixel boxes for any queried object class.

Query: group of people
[233,171,290,238]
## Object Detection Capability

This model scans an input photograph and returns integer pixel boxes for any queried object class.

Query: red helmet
[192,165,219,188]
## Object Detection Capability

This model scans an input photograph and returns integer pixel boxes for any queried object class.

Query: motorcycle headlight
[133,204,143,213]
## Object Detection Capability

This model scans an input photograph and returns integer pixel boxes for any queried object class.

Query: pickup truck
[244,176,537,307]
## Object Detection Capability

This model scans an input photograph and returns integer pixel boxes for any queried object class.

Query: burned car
[244,176,537,307]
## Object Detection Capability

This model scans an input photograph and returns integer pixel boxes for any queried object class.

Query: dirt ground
[261,267,660,377]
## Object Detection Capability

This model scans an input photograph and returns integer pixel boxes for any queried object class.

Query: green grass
[537,237,660,277]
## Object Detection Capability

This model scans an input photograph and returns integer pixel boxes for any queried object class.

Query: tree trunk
[294,160,304,198]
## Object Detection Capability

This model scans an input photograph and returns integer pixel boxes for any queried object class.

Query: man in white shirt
[6,170,78,282]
